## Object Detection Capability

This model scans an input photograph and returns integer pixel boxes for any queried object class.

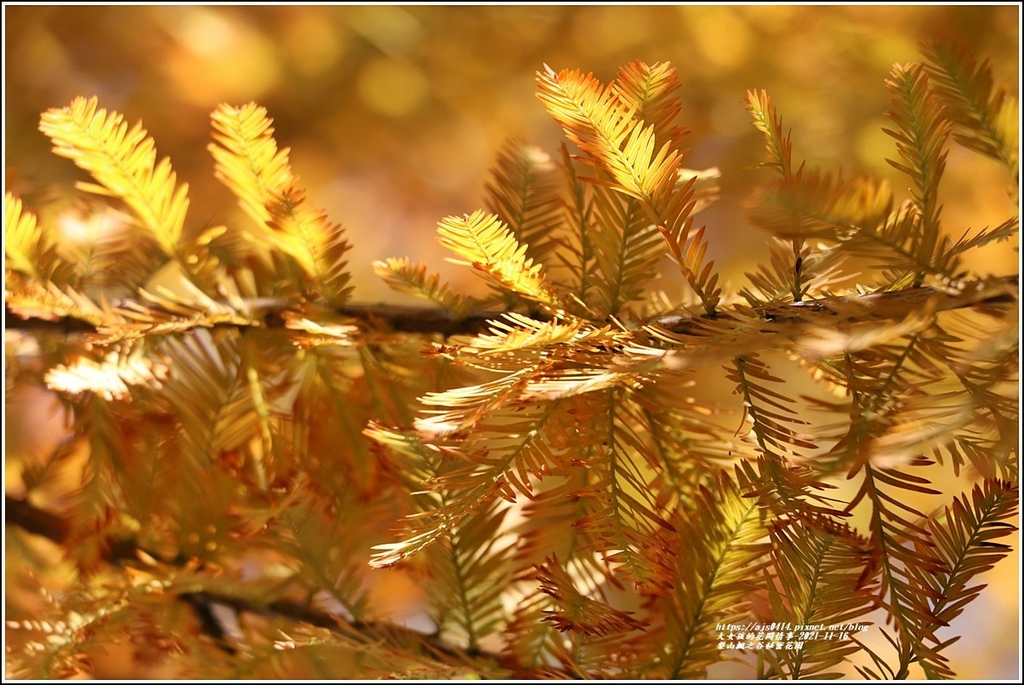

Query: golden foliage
[209,103,352,306]
[436,210,563,311]
[5,193,54,281]
[39,96,190,257]
[4,43,1018,680]
[372,256,473,315]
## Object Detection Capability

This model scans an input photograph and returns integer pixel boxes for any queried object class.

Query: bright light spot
[689,8,754,71]
[162,7,281,104]
[174,7,236,59]
[284,12,348,77]
[357,57,429,118]
[57,207,127,244]
[345,6,423,55]
[44,351,168,401]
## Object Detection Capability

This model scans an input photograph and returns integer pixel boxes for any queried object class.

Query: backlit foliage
[4,45,1018,679]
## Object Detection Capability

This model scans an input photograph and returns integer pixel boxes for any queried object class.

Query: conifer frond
[372,383,599,571]
[510,469,610,586]
[807,311,1007,482]
[429,497,516,651]
[503,470,630,674]
[728,355,817,460]
[501,587,579,674]
[5,279,119,333]
[39,96,189,257]
[448,401,580,500]
[923,312,1019,477]
[208,102,292,227]
[364,415,493,569]
[883,63,951,269]
[27,269,257,345]
[366,395,544,613]
[820,324,972,674]
[522,369,624,403]
[249,487,371,621]
[285,347,385,499]
[659,217,722,316]
[748,168,962,283]
[413,369,529,439]
[613,61,688,153]
[760,518,879,679]
[136,268,252,324]
[741,238,848,306]
[536,65,715,316]
[552,143,598,312]
[728,354,845,521]
[851,201,960,282]
[484,140,563,265]
[536,65,681,202]
[5,193,62,282]
[587,186,659,316]
[749,61,1001,283]
[209,103,352,306]
[744,90,855,306]
[158,329,254,464]
[437,210,562,311]
[542,64,721,313]
[466,313,596,357]
[268,187,353,306]
[920,42,1019,185]
[948,216,1019,261]
[809,331,938,478]
[851,461,952,678]
[747,170,895,245]
[660,471,771,678]
[60,395,138,571]
[49,204,161,294]
[746,89,795,179]
[432,389,585,507]
[459,315,627,381]
[44,346,168,401]
[535,555,646,637]
[571,388,677,590]
[373,257,473,316]
[911,479,1018,679]
[631,376,739,487]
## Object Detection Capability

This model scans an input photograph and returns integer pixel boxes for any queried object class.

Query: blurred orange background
[4,4,1020,679]
[5,5,1018,300]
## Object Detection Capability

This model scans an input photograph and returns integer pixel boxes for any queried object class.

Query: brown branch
[4,274,1017,340]
[5,495,70,543]
[655,273,1019,336]
[4,496,574,679]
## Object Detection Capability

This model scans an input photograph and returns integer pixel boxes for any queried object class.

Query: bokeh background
[4,4,1020,679]
[5,4,1019,298]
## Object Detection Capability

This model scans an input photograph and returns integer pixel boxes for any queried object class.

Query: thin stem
[4,274,1016,339]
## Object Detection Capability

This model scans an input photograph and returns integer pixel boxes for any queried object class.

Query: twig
[5,495,69,543]
[4,496,575,679]
[4,274,1018,339]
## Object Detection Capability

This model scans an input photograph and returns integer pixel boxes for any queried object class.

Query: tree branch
[5,495,69,543]
[4,273,1017,339]
[3,496,572,679]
